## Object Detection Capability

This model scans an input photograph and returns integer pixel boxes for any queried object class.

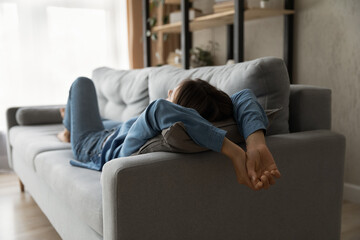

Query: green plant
[190,41,219,68]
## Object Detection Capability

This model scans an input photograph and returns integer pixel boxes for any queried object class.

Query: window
[0,1,127,130]
[47,6,110,85]
[0,3,20,129]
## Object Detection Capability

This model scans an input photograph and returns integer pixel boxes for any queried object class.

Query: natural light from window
[0,3,20,130]
[0,1,123,130]
[46,6,110,88]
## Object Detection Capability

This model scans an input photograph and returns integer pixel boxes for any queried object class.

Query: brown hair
[174,78,233,122]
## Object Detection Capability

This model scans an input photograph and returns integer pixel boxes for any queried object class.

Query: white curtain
[0,0,129,130]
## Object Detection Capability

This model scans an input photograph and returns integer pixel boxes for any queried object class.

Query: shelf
[152,8,295,33]
[151,0,193,4]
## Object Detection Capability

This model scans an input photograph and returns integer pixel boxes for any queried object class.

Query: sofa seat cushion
[148,57,290,135]
[9,124,71,171]
[34,149,103,235]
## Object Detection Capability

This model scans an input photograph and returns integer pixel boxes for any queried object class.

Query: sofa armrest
[289,85,331,132]
[5,105,65,169]
[102,130,345,240]
[7,105,65,128]
[6,107,21,130]
[5,107,21,169]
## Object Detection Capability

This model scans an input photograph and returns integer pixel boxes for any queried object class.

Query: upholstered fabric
[12,149,102,240]
[289,85,331,132]
[34,150,103,235]
[16,106,63,126]
[91,67,153,122]
[102,130,345,240]
[148,57,290,135]
[9,124,70,170]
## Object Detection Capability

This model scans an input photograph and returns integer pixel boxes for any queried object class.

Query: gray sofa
[6,57,345,240]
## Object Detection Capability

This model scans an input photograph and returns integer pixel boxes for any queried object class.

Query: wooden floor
[0,172,61,240]
[1,172,360,240]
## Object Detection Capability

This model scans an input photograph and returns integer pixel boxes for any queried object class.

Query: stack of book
[213,0,248,13]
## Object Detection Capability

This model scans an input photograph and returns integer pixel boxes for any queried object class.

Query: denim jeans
[63,77,119,166]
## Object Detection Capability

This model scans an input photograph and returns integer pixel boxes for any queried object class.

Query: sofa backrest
[92,57,290,135]
[148,57,290,135]
[92,67,153,122]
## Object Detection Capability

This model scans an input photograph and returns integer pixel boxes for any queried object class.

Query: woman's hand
[245,130,281,189]
[221,138,263,190]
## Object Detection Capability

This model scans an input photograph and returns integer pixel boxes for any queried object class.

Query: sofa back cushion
[148,57,290,135]
[92,67,153,122]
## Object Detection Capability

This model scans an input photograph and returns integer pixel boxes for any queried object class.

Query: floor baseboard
[343,182,360,204]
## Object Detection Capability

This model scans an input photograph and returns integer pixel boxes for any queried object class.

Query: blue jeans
[63,77,119,165]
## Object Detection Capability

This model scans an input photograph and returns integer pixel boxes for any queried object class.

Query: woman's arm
[122,90,267,157]
[119,99,227,157]
[119,99,264,189]
[230,89,268,140]
[231,89,281,188]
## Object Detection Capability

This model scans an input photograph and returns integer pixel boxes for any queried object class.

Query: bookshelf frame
[143,0,295,81]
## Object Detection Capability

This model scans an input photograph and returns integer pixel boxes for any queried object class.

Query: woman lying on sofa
[58,77,281,191]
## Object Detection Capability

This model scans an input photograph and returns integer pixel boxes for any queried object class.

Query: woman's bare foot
[57,129,70,143]
[57,108,70,142]
[60,107,66,119]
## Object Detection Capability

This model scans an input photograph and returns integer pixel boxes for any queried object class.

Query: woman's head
[167,78,233,122]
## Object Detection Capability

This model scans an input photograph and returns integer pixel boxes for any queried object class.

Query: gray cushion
[137,119,244,154]
[148,57,290,135]
[16,106,63,125]
[92,67,153,122]
[137,108,281,155]
[34,149,103,235]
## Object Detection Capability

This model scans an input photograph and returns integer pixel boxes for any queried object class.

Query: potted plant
[190,41,219,68]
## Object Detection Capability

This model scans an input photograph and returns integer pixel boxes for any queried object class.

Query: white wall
[293,0,360,203]
[0,131,10,171]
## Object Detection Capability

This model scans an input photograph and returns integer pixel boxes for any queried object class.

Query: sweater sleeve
[231,89,268,140]
[119,99,227,157]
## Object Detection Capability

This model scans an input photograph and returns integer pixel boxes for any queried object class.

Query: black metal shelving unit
[142,0,294,82]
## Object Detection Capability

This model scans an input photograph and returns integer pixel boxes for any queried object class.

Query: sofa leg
[19,179,25,192]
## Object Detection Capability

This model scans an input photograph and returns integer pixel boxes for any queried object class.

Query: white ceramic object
[260,0,270,8]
